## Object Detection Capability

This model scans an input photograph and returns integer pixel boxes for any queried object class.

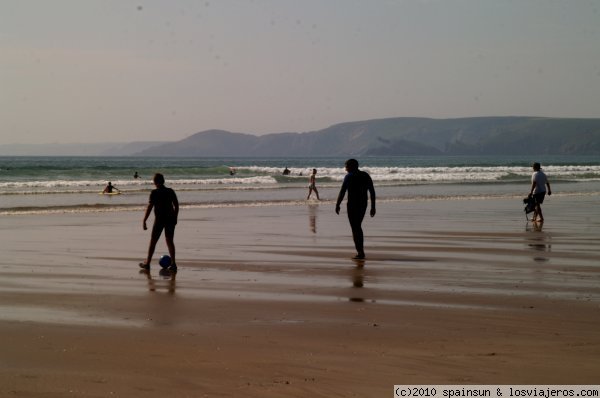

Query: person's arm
[368,175,376,217]
[546,180,552,196]
[529,178,537,196]
[172,192,179,224]
[142,203,153,230]
[335,176,348,215]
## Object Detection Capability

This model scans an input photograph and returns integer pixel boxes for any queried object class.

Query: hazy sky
[2,0,600,144]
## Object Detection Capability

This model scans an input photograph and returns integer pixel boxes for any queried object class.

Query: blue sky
[1,0,599,144]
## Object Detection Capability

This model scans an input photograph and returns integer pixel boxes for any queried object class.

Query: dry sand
[0,196,599,397]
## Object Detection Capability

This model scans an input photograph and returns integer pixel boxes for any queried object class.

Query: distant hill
[99,141,167,156]
[3,117,599,157]
[135,117,600,157]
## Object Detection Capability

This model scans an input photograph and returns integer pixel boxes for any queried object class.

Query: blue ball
[159,255,171,268]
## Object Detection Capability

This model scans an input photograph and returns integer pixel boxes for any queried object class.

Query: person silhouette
[139,173,179,272]
[529,162,552,223]
[335,159,376,260]
[103,182,120,194]
[307,168,320,200]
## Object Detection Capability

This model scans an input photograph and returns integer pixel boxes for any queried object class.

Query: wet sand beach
[1,196,599,397]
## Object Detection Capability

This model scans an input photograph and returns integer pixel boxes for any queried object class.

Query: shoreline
[1,197,599,396]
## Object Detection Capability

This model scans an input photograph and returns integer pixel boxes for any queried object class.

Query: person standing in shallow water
[103,181,119,194]
[140,173,179,272]
[529,162,551,223]
[335,159,376,260]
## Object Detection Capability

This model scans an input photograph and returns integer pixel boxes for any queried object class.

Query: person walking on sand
[529,162,551,223]
[140,173,179,272]
[335,159,376,260]
[307,168,320,200]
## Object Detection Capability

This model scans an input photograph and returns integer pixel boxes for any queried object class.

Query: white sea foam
[238,165,600,183]
[1,164,599,195]
[171,176,278,185]
[0,176,278,190]
[2,165,599,194]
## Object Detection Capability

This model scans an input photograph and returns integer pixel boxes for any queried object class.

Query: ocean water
[1,155,599,215]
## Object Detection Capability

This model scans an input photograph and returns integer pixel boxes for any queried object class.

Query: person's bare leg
[141,225,162,267]
[533,204,544,222]
[165,225,176,269]
[165,236,175,264]
[144,236,159,265]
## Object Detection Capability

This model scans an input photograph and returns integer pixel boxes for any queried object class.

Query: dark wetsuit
[337,170,376,256]
[149,186,178,240]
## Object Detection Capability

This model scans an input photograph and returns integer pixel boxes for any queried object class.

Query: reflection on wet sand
[308,204,318,233]
[140,269,177,294]
[525,221,551,263]
[349,261,366,302]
